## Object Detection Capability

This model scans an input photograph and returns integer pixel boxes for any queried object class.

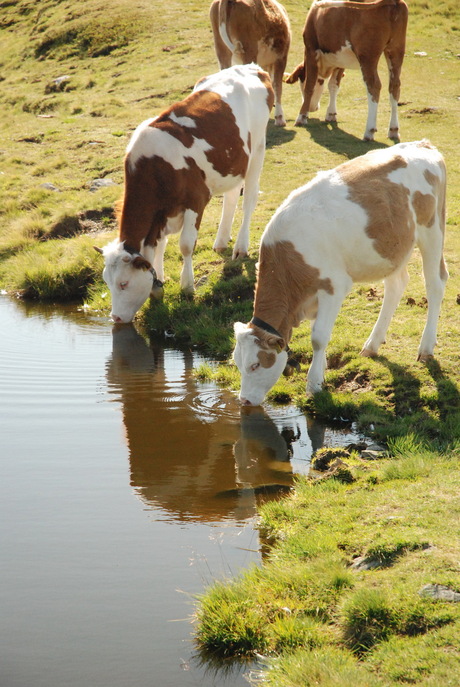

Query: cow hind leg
[384,49,404,141]
[361,265,409,357]
[417,232,448,361]
[325,68,344,122]
[232,141,266,259]
[213,183,243,254]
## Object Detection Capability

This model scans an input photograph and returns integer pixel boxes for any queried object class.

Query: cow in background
[210,0,291,126]
[95,64,274,323]
[233,141,447,405]
[286,0,408,141]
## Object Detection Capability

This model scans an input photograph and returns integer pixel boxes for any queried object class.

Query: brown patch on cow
[119,154,210,251]
[252,240,334,343]
[152,90,249,179]
[257,349,277,368]
[412,190,436,228]
[338,154,415,266]
[256,69,275,111]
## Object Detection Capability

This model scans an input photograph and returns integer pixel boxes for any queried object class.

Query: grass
[195,445,460,683]
[1,1,460,683]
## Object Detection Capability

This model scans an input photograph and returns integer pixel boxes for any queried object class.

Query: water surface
[0,296,362,687]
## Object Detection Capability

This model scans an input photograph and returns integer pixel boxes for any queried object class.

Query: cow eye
[250,362,260,372]
[119,281,129,290]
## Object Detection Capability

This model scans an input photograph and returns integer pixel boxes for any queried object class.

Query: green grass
[1,2,460,683]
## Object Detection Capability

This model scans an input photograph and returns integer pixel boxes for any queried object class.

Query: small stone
[419,584,460,602]
[40,182,60,192]
[88,178,116,192]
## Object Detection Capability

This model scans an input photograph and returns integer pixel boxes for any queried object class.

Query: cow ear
[132,255,153,271]
[285,64,304,84]
[94,246,104,255]
[234,321,249,337]
[266,334,285,353]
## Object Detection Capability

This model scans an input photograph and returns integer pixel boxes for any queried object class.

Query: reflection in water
[1,297,366,687]
[106,324,311,522]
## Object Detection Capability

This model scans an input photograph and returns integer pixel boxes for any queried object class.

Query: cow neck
[251,241,301,346]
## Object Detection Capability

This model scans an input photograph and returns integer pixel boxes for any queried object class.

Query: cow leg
[361,266,409,357]
[384,49,404,141]
[295,52,319,126]
[417,232,448,361]
[179,209,201,293]
[232,141,266,259]
[307,285,350,394]
[271,58,287,127]
[360,58,381,141]
[325,68,344,122]
[143,241,166,299]
[213,183,243,254]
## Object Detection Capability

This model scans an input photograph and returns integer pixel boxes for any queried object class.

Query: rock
[351,556,382,571]
[88,178,117,192]
[419,584,460,602]
[40,182,60,192]
[361,442,387,459]
[45,75,71,93]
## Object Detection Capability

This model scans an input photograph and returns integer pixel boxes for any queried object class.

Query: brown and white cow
[210,0,290,126]
[95,64,274,323]
[286,0,408,141]
[233,141,448,405]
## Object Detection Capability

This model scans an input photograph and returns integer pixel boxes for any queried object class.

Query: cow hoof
[213,243,228,254]
[232,249,248,260]
[295,115,308,127]
[360,347,378,358]
[274,115,286,127]
[417,353,434,363]
[325,113,337,122]
[388,129,400,142]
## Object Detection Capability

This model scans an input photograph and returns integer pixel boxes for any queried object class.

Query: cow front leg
[361,61,381,140]
[307,287,349,394]
[295,53,319,126]
[361,266,409,357]
[213,183,242,254]
[271,59,287,127]
[179,209,200,293]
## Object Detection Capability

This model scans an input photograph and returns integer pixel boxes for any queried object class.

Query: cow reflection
[106,325,308,523]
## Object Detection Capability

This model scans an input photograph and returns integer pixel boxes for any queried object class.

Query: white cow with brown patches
[210,0,291,126]
[286,0,408,141]
[233,141,448,405]
[95,64,274,323]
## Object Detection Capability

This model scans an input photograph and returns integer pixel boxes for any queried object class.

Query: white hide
[233,142,447,404]
[101,240,156,324]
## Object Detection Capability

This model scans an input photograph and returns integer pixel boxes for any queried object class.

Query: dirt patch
[44,207,116,240]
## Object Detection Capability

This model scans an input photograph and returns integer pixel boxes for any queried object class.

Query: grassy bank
[1,1,460,682]
[195,440,460,684]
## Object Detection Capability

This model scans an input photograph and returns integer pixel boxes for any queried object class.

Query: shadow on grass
[298,118,389,159]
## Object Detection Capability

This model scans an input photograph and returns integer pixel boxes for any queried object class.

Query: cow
[210,0,291,126]
[233,141,448,406]
[285,0,408,141]
[95,64,274,323]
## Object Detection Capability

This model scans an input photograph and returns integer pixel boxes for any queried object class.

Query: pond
[0,295,364,687]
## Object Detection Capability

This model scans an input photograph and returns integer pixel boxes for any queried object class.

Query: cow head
[233,322,289,406]
[94,240,157,323]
